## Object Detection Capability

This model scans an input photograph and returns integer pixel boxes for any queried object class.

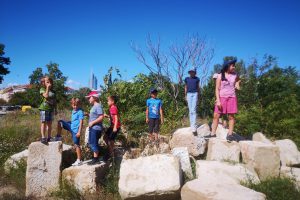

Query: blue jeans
[89,128,102,153]
[187,92,198,131]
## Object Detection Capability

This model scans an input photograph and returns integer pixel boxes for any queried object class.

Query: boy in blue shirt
[146,89,164,142]
[55,98,84,166]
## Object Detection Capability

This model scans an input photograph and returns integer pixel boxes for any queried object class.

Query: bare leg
[153,133,158,141]
[41,122,46,138]
[47,121,52,138]
[57,121,62,136]
[75,146,81,160]
[228,114,235,135]
[94,152,99,158]
[109,141,115,157]
[211,112,221,135]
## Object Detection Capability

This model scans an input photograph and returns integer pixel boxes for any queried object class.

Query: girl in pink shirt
[206,59,241,141]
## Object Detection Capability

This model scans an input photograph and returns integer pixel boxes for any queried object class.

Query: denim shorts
[59,120,80,146]
[105,127,120,141]
[89,128,102,152]
[40,111,53,122]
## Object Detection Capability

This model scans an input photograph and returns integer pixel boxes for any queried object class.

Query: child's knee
[228,114,235,120]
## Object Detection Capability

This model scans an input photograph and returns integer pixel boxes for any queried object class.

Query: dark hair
[220,64,230,81]
[108,95,118,103]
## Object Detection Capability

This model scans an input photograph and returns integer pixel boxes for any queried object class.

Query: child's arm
[113,114,118,132]
[160,107,164,124]
[215,76,221,108]
[235,76,241,90]
[184,85,187,101]
[76,119,84,138]
[146,107,149,123]
[88,115,104,127]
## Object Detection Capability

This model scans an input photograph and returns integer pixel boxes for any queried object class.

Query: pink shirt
[217,73,237,97]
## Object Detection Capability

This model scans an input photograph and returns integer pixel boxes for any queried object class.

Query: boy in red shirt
[104,95,121,161]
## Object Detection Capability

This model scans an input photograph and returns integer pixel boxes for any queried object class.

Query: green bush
[243,177,300,200]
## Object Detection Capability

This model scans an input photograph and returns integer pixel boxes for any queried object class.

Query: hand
[216,100,222,109]
[113,127,117,132]
[104,114,109,118]
[46,82,52,88]
[235,84,240,90]
[84,112,89,117]
[146,118,149,124]
[88,122,93,127]
[76,133,80,138]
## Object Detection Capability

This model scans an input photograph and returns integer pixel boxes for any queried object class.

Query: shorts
[105,127,120,141]
[89,128,102,152]
[58,120,80,146]
[40,111,53,122]
[214,97,238,114]
[148,118,160,133]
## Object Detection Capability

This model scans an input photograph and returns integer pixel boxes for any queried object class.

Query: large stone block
[240,141,280,180]
[181,179,266,200]
[196,160,260,184]
[26,141,62,198]
[274,139,300,167]
[206,138,240,163]
[62,161,109,194]
[170,127,207,156]
[172,147,193,179]
[118,154,182,200]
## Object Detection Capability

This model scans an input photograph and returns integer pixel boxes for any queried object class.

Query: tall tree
[0,44,11,84]
[29,67,43,85]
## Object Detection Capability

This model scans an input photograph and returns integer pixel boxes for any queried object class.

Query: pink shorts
[214,97,238,114]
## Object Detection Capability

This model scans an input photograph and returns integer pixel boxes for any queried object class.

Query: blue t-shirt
[185,76,200,93]
[71,109,84,134]
[146,98,162,119]
[89,103,104,130]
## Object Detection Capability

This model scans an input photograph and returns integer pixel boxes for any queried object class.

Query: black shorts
[148,118,160,133]
[105,127,120,141]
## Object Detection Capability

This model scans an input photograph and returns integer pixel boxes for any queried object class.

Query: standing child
[39,76,56,144]
[56,98,84,166]
[184,68,200,134]
[146,89,163,142]
[205,59,241,141]
[104,96,121,161]
[86,91,104,165]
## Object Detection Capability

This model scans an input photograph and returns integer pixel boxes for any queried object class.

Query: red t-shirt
[109,104,121,128]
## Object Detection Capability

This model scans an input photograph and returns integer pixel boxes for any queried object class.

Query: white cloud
[66,79,81,89]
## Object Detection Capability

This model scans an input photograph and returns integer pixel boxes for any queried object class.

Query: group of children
[37,58,240,166]
[38,77,121,166]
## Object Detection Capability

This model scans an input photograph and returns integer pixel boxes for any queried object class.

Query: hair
[92,96,99,102]
[71,97,81,107]
[40,76,54,87]
[220,64,229,81]
[108,95,118,103]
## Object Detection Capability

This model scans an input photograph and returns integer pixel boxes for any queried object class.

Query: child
[184,68,200,134]
[205,59,241,141]
[146,89,163,142]
[104,95,121,161]
[39,76,56,144]
[86,91,104,165]
[56,98,84,166]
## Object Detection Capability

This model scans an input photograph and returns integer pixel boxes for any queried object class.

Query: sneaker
[72,160,82,166]
[226,134,235,142]
[41,137,48,145]
[87,157,99,165]
[47,137,53,142]
[204,134,216,140]
[55,135,62,141]
[193,131,198,136]
[232,133,245,142]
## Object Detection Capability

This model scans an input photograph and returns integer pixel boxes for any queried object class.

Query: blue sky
[1,0,300,89]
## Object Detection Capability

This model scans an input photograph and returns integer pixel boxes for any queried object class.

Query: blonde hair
[40,76,53,87]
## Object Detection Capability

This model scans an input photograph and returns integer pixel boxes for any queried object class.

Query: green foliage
[70,87,91,111]
[243,177,300,200]
[0,43,10,84]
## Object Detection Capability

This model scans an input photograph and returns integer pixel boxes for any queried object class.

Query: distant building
[89,72,98,90]
[0,84,32,102]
